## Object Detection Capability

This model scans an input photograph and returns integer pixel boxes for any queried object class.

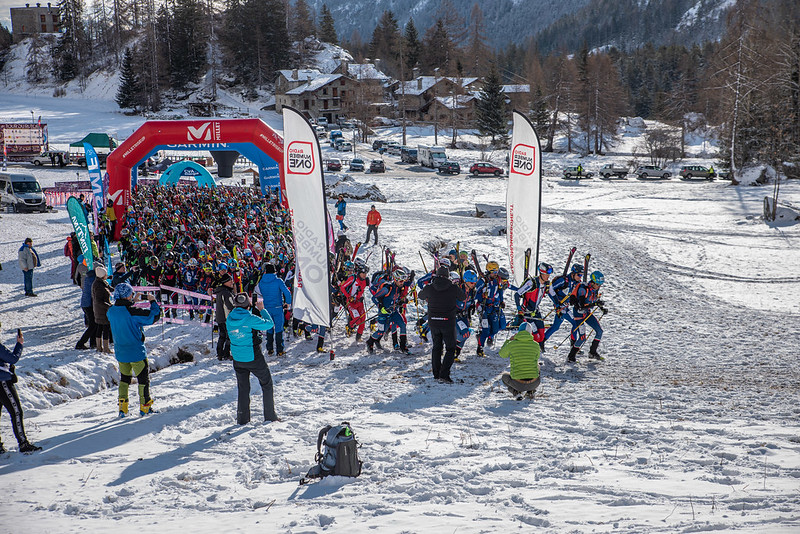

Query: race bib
[481,318,489,328]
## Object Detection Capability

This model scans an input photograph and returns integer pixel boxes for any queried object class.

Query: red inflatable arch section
[107,118,285,239]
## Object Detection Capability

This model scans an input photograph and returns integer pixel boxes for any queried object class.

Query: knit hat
[113,283,134,300]
[233,293,251,308]
[518,322,534,333]
[95,266,108,279]
[436,266,449,278]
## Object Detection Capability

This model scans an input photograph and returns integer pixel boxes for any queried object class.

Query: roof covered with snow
[434,94,476,109]
[341,62,390,81]
[278,69,323,82]
[502,84,531,93]
[285,74,344,95]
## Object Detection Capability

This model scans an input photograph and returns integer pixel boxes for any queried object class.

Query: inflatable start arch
[107,118,285,239]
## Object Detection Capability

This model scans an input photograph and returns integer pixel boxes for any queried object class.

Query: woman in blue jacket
[106,283,161,417]
[226,293,278,424]
[334,194,347,231]
[0,330,41,453]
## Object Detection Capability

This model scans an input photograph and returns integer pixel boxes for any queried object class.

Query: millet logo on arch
[186,121,221,142]
[511,143,536,176]
[286,141,315,175]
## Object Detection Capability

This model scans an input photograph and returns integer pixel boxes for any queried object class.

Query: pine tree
[475,66,508,145]
[529,85,550,133]
[116,47,142,110]
[319,4,337,45]
[290,0,315,42]
[403,18,421,73]
[369,10,400,76]
[421,19,453,74]
[53,0,90,82]
[464,3,489,76]
[166,0,209,89]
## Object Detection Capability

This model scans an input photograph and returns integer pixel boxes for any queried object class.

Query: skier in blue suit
[255,263,292,356]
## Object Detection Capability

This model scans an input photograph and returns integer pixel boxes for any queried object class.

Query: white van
[0,172,47,213]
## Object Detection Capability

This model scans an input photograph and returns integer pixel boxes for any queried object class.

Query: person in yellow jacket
[499,322,541,399]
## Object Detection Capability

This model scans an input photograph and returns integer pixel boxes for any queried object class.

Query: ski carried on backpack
[582,253,591,283]
[523,248,532,280]
[470,250,484,278]
[352,242,361,260]
[563,247,577,278]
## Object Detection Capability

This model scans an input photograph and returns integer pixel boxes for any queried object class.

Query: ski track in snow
[1,158,800,532]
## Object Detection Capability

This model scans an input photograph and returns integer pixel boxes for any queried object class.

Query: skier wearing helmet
[515,262,553,349]
[339,260,369,341]
[367,266,414,354]
[475,261,507,357]
[543,263,584,346]
[568,270,608,362]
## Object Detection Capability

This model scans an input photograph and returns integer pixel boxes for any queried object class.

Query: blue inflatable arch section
[159,160,217,187]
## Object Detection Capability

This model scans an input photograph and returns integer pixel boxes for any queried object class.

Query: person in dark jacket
[0,330,42,453]
[110,262,132,288]
[213,274,236,361]
[92,266,113,353]
[18,237,41,297]
[227,293,279,424]
[106,283,161,417]
[75,258,97,350]
[419,266,466,383]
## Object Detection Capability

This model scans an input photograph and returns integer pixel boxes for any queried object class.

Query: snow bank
[325,173,386,202]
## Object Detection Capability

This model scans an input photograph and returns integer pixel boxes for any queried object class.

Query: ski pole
[418,250,428,273]
[552,306,605,350]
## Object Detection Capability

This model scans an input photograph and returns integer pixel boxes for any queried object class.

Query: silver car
[635,165,671,179]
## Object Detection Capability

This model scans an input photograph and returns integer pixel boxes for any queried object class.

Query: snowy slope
[1,92,799,532]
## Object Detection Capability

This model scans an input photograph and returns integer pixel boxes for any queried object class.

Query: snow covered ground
[1,145,800,532]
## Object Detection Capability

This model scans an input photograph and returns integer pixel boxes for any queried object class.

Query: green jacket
[499,330,540,380]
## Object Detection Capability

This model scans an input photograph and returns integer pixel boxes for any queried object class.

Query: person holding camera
[226,293,279,425]
[0,329,42,453]
[106,283,161,417]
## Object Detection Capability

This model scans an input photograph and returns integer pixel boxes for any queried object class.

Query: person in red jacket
[365,205,382,245]
[340,260,369,341]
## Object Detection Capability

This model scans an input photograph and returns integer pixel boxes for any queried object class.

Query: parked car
[438,161,461,175]
[372,140,386,151]
[598,164,628,179]
[76,152,108,168]
[635,165,671,179]
[333,138,345,150]
[716,168,731,179]
[338,141,353,152]
[31,150,69,166]
[369,159,386,173]
[327,158,342,172]
[469,161,503,176]
[349,158,365,172]
[0,172,47,213]
[315,125,327,139]
[562,166,593,179]
[316,117,329,128]
[679,165,715,180]
[400,147,418,163]
[386,142,401,155]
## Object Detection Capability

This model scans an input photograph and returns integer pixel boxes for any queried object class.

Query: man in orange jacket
[365,205,382,245]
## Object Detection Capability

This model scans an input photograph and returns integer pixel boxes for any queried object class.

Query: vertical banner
[67,197,94,271]
[83,143,104,228]
[282,107,332,327]
[258,162,281,197]
[507,110,542,287]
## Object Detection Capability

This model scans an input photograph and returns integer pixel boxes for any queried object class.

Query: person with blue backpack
[543,263,583,346]
[226,293,279,424]
[367,266,413,354]
[334,194,348,232]
[255,263,292,356]
[567,271,608,362]
[476,262,508,357]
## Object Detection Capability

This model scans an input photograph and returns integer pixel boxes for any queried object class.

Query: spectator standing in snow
[335,194,348,231]
[18,237,40,297]
[0,329,42,454]
[75,256,97,350]
[92,266,113,353]
[419,266,466,383]
[365,205,382,245]
[213,273,236,361]
[106,283,161,417]
[255,263,292,357]
[227,292,279,424]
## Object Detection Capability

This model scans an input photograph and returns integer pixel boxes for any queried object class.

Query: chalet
[276,73,356,124]
[501,84,531,111]
[426,94,477,125]
[393,76,463,121]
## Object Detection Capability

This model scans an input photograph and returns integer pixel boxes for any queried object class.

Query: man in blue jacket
[227,292,279,424]
[106,283,161,417]
[255,263,292,356]
[0,329,42,453]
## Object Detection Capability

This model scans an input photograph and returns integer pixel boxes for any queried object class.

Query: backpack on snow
[300,422,362,484]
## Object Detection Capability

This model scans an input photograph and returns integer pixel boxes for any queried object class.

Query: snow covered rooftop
[285,74,343,95]
[341,62,390,81]
[278,69,323,82]
[434,94,476,109]
[502,84,531,93]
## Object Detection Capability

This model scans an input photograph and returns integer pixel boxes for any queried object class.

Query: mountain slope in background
[311,0,734,51]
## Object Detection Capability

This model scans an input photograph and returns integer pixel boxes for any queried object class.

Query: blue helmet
[571,264,584,275]
[590,271,604,285]
[463,270,479,284]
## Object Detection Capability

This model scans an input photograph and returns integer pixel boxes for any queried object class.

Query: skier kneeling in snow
[107,283,161,417]
[227,293,280,424]
[499,323,541,398]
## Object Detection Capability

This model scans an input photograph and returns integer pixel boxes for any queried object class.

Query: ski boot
[539,341,546,354]
[391,332,399,350]
[316,337,325,353]
[140,399,156,416]
[355,333,362,342]
[0,443,6,454]
[398,335,410,355]
[588,339,604,361]
[118,398,129,418]
[567,345,580,363]
[454,346,462,363]
[476,345,485,358]
[267,349,274,356]
[304,330,312,340]
[276,351,286,357]
[345,326,353,337]
[366,337,375,354]
[19,441,42,453]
